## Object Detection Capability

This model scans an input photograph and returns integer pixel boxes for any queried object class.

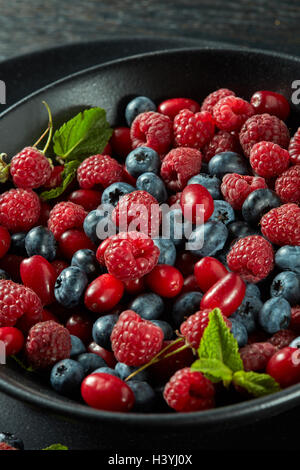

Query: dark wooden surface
[0,0,300,61]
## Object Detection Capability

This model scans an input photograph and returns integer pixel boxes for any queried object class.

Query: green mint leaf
[10,355,35,373]
[53,107,113,161]
[42,444,68,450]
[40,160,80,201]
[198,308,243,373]
[233,370,281,397]
[191,358,233,385]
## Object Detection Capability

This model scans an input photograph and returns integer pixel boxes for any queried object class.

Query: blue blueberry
[209,200,235,225]
[50,359,85,396]
[172,291,203,327]
[128,381,157,412]
[153,238,176,265]
[92,313,119,351]
[125,147,160,178]
[270,271,300,305]
[10,232,27,256]
[136,172,167,203]
[187,173,221,199]
[151,320,174,340]
[101,182,135,207]
[230,318,248,347]
[83,209,113,245]
[187,221,228,256]
[289,337,300,348]
[129,293,164,320]
[162,209,192,247]
[242,189,281,226]
[231,295,262,333]
[93,366,119,377]
[0,269,10,280]
[125,96,156,126]
[25,225,56,261]
[245,282,261,299]
[71,249,101,278]
[0,432,24,450]
[275,246,300,275]
[77,353,107,375]
[54,266,88,308]
[208,152,249,178]
[228,221,259,240]
[70,335,86,357]
[259,297,291,334]
[115,362,150,382]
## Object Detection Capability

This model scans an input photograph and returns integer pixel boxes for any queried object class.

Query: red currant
[266,347,300,388]
[181,274,202,294]
[65,313,93,344]
[84,274,124,313]
[20,255,57,306]
[250,90,290,120]
[59,229,96,259]
[110,127,132,158]
[180,184,214,224]
[145,265,183,298]
[194,257,228,293]
[200,273,246,316]
[88,342,117,368]
[81,373,135,411]
[68,189,102,211]
[158,97,200,119]
[123,277,145,295]
[0,226,10,258]
[0,327,24,356]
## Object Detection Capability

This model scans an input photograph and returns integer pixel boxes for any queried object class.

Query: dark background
[0,0,300,61]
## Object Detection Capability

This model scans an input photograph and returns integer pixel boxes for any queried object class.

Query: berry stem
[42,101,53,154]
[125,337,185,382]
[162,343,191,360]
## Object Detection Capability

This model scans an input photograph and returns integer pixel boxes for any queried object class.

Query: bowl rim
[1,44,300,426]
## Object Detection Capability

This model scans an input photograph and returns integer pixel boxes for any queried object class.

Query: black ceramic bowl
[0,47,300,450]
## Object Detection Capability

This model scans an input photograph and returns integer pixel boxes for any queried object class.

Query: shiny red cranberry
[68,189,102,211]
[175,251,199,277]
[122,165,136,186]
[88,342,117,368]
[0,226,10,258]
[201,273,246,316]
[59,229,96,259]
[41,309,59,323]
[0,254,23,282]
[181,274,202,294]
[84,274,124,313]
[145,265,183,298]
[38,201,51,226]
[20,255,56,306]
[0,327,24,356]
[66,313,93,344]
[102,142,112,155]
[250,90,290,120]
[194,257,228,293]
[158,97,200,119]
[110,127,132,158]
[180,184,214,224]
[123,277,145,295]
[267,347,300,388]
[51,259,69,277]
[43,165,64,189]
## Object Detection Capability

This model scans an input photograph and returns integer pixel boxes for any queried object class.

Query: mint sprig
[40,160,80,201]
[53,107,113,162]
[191,309,280,397]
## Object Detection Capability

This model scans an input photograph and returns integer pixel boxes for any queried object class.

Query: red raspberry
[0,442,17,450]
[268,329,297,351]
[239,342,276,371]
[130,111,173,156]
[43,165,64,189]
[275,165,300,203]
[201,88,235,114]
[202,130,240,162]
[26,320,71,369]
[180,309,232,349]
[110,310,164,366]
[112,190,161,237]
[160,147,202,191]
[227,235,274,283]
[0,188,41,233]
[163,367,215,412]
[104,231,160,281]
[289,127,300,165]
[48,201,87,240]
[290,306,300,333]
[77,154,123,189]
[0,280,42,328]
[239,113,290,157]
[221,173,267,210]
[10,147,52,189]
[173,109,215,149]
[213,96,254,132]
[249,141,290,177]
[260,203,300,246]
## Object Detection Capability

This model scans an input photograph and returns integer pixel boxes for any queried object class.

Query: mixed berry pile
[0,89,299,415]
